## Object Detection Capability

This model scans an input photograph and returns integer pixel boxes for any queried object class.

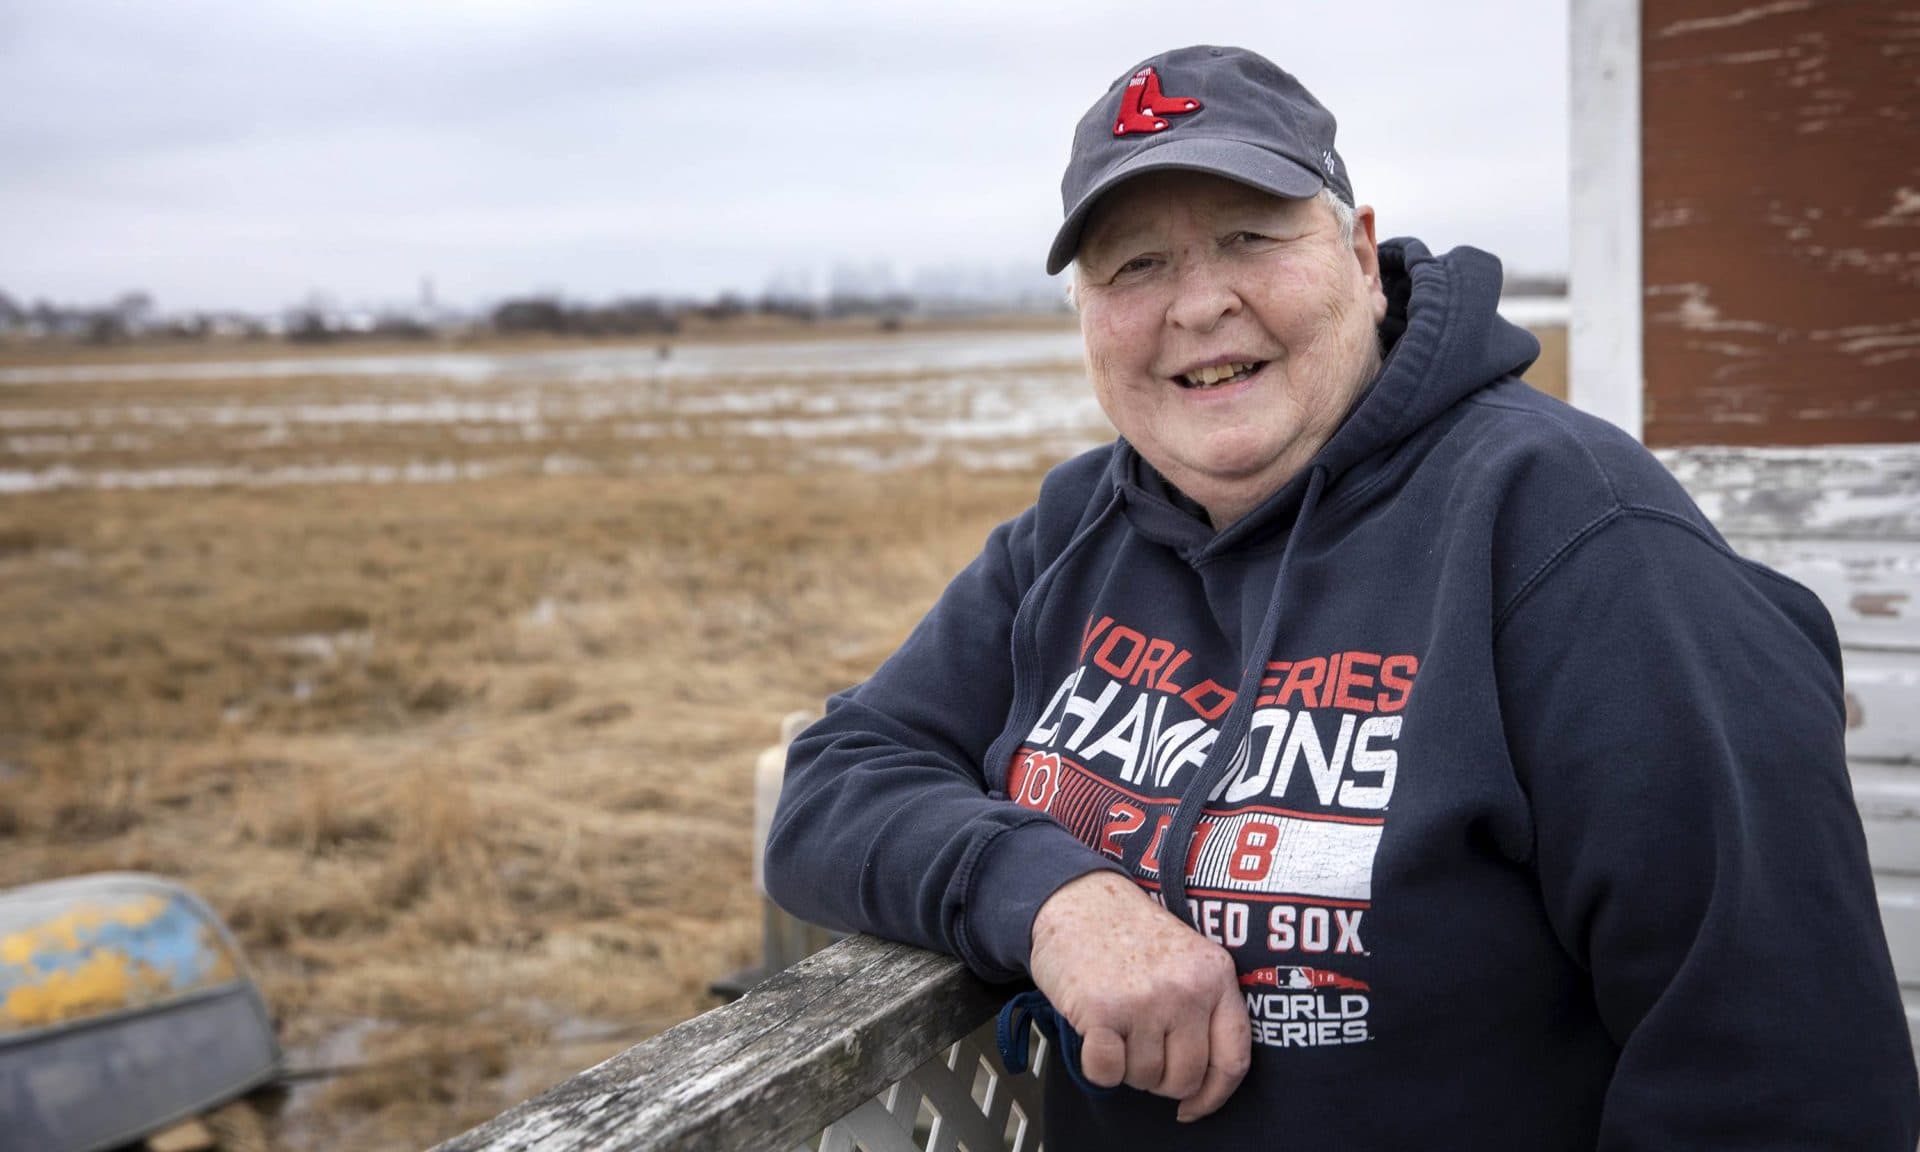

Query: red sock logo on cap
[1113,67,1201,136]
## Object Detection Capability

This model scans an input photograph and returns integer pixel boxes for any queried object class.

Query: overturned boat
[0,872,280,1152]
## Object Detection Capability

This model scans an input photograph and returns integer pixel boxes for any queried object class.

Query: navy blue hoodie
[765,239,1918,1148]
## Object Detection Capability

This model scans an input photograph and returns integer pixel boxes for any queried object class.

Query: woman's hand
[1028,871,1252,1122]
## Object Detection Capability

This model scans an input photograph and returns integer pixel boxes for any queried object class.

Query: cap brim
[1046,137,1327,276]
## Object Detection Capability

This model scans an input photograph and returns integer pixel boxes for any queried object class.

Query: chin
[1185,443,1290,484]
[1169,459,1279,504]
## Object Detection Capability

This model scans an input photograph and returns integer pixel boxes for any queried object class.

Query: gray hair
[1066,187,1357,310]
[1322,186,1356,248]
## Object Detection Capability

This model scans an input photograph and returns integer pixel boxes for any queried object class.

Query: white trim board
[1569,0,1644,442]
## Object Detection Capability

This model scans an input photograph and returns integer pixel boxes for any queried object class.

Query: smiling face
[1073,170,1389,529]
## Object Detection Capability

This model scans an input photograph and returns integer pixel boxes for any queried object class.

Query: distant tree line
[0,275,1089,348]
[488,296,680,337]
[482,289,917,335]
[0,289,174,344]
[283,307,431,344]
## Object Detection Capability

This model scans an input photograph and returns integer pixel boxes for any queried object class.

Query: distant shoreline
[0,311,1081,369]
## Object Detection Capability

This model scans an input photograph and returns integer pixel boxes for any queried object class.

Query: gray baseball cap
[1046,46,1353,275]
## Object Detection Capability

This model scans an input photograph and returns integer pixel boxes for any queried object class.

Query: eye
[1226,229,1272,247]
[1108,254,1159,282]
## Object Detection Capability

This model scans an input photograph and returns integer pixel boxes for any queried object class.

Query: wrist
[1032,869,1137,949]
[963,821,1118,981]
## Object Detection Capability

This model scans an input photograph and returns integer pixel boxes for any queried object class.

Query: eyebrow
[1081,191,1314,268]
[1080,219,1157,267]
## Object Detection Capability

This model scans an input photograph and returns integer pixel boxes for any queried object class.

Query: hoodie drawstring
[1158,463,1329,923]
[976,490,1127,797]
[988,468,1325,1094]
[995,988,1117,1096]
[990,462,1320,1090]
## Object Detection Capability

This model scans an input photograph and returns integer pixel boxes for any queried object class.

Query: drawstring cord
[980,495,1133,1097]
[977,490,1127,797]
[995,988,1116,1095]
[992,465,1331,1093]
[1158,464,1329,923]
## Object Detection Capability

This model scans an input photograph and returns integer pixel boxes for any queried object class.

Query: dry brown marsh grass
[0,458,1044,1149]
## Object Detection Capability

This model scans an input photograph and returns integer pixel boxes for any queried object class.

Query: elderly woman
[766,45,1916,1149]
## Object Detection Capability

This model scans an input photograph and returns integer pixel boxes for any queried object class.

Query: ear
[1351,205,1388,324]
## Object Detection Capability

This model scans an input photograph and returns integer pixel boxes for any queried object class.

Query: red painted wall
[1641,0,1919,446]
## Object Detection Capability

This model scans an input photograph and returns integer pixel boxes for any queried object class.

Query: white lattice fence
[813,1019,1046,1152]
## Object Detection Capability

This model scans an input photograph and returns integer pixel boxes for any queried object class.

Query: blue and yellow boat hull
[0,873,278,1152]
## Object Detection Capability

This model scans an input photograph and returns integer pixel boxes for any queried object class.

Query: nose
[1165,255,1242,333]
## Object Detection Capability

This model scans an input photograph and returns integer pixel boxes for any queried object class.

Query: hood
[1107,238,1541,554]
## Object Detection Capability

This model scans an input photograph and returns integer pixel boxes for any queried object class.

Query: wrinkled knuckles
[1080,1030,1127,1088]
[1215,1050,1252,1080]
[1080,990,1132,1024]
[1123,1042,1168,1092]
[1170,969,1228,1007]
[1158,1063,1207,1100]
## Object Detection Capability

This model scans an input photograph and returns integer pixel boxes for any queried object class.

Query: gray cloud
[0,0,1568,311]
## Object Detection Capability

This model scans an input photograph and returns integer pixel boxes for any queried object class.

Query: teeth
[1186,361,1257,388]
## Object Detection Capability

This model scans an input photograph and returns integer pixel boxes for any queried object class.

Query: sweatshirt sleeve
[1493,509,1918,1148]
[763,509,1121,983]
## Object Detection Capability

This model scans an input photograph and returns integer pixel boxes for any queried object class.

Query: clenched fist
[1028,871,1251,1122]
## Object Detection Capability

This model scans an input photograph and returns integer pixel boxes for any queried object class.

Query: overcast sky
[0,0,1569,314]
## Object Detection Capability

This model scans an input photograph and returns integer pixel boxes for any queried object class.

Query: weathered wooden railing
[430,934,1046,1152]
[435,702,1050,1152]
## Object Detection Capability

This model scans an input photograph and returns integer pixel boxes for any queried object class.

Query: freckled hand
[1027,871,1251,1123]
